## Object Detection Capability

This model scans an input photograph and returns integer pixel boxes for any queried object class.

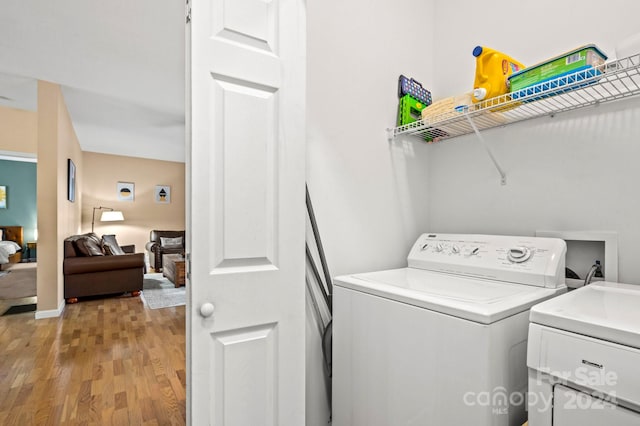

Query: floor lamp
[92,206,124,232]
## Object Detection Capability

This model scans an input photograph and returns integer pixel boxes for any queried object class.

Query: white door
[187,0,306,424]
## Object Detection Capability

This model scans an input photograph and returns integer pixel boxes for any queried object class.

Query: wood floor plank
[0,295,186,425]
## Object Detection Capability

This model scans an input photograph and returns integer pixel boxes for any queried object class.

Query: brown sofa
[63,233,144,303]
[145,230,185,271]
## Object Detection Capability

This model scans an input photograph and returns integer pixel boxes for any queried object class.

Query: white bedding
[0,240,21,264]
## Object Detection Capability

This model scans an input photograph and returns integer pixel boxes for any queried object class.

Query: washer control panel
[408,233,566,288]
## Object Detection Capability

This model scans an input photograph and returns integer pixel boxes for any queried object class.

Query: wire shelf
[391,53,640,142]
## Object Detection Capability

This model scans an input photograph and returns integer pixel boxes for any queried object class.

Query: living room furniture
[145,230,185,272]
[63,233,144,303]
[163,254,186,287]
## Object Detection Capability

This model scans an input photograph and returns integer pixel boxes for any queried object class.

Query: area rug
[141,273,186,309]
[0,263,37,300]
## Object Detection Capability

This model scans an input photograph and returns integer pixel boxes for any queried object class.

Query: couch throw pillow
[160,236,183,249]
[102,234,125,256]
[86,232,102,246]
[75,236,105,256]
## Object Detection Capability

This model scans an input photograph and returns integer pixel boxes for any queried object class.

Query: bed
[0,226,23,268]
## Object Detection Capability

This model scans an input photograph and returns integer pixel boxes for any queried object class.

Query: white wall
[307,0,435,277]
[306,0,436,424]
[427,0,640,283]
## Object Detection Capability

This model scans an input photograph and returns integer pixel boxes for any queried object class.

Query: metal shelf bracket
[386,127,395,142]
[464,113,507,185]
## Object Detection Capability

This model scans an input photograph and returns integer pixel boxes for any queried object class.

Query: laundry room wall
[307,0,435,278]
[306,0,436,424]
[426,0,640,284]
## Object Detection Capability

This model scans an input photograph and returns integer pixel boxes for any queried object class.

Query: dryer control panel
[408,233,566,288]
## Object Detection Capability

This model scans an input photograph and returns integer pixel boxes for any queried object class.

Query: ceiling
[0,0,186,162]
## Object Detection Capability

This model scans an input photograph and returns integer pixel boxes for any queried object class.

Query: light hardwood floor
[0,295,186,425]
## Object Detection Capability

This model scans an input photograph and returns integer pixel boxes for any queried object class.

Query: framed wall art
[117,182,135,202]
[155,185,171,204]
[0,185,6,208]
[67,159,76,202]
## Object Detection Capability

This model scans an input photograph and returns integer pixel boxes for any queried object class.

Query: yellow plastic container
[472,46,525,103]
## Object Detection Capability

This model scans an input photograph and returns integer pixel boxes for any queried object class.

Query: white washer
[333,233,567,426]
[527,281,640,426]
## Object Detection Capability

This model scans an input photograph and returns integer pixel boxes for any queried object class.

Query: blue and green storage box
[508,44,607,101]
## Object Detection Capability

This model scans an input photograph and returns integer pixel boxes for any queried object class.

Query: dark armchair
[145,230,185,271]
[63,233,144,303]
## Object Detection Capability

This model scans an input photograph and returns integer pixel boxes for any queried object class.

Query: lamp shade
[100,211,124,222]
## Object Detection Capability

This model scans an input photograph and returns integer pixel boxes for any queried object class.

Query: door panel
[213,0,278,52]
[212,324,278,425]
[210,75,279,270]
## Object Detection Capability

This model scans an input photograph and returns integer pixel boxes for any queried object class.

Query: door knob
[200,302,215,318]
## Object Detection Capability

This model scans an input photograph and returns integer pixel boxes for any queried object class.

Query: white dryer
[333,233,567,426]
[528,281,640,426]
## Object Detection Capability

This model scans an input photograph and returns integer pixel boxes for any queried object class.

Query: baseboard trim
[35,299,65,319]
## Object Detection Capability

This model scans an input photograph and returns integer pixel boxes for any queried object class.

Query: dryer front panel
[553,384,640,425]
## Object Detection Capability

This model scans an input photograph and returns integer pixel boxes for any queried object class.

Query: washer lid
[530,281,640,349]
[334,268,563,324]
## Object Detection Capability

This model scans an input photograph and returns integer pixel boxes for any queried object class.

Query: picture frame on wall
[155,185,171,204]
[117,182,135,201]
[0,185,6,209]
[67,159,76,202]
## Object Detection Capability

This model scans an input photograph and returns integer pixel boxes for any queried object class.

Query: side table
[25,241,37,262]
[163,254,186,287]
